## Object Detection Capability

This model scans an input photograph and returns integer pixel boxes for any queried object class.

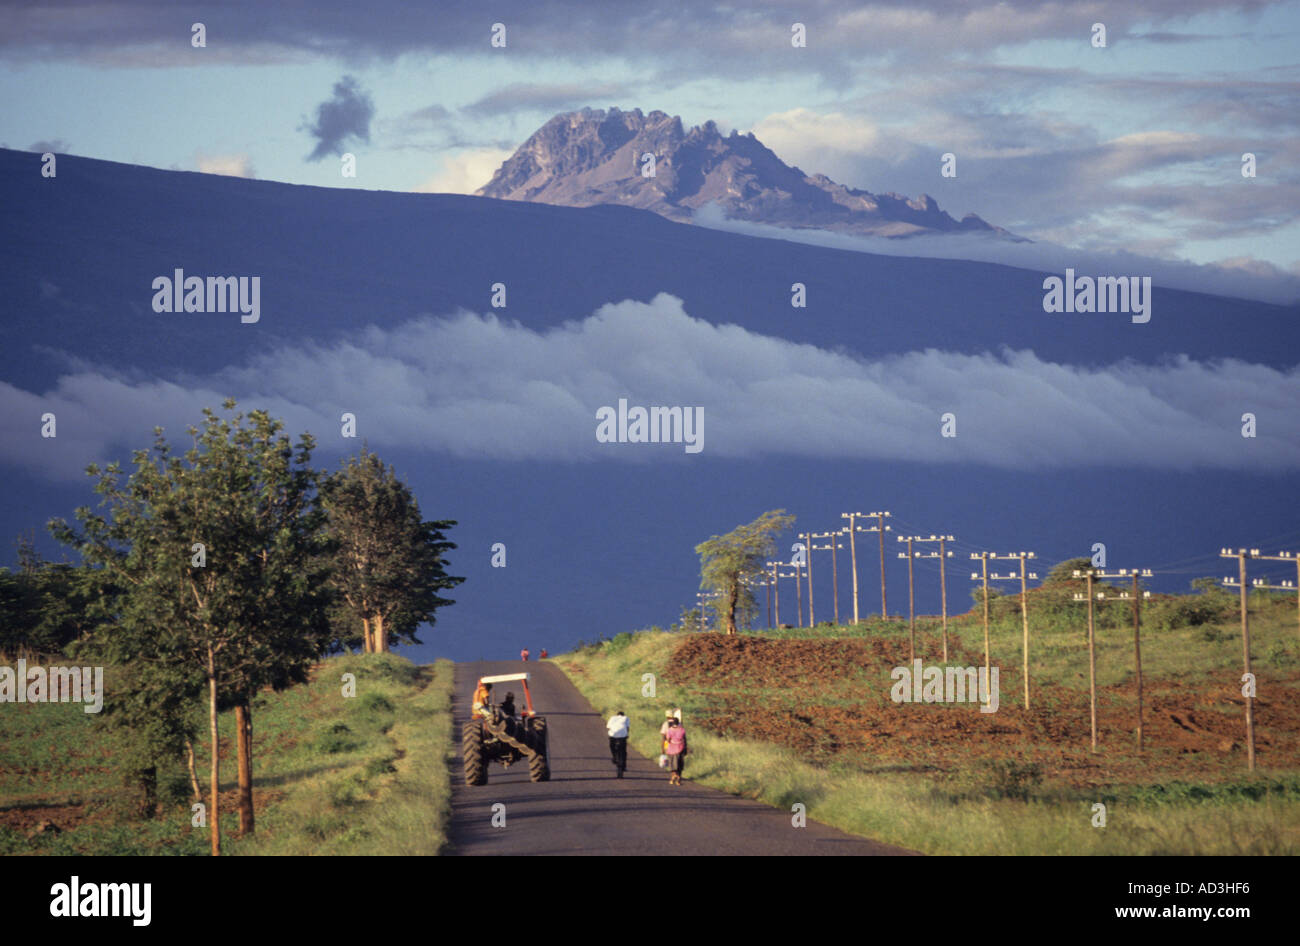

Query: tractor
[462,672,550,785]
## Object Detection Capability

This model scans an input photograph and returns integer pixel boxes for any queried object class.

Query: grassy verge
[554,629,1300,855]
[0,653,455,855]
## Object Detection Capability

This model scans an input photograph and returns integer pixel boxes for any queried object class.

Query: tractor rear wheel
[528,719,550,782]
[462,719,488,785]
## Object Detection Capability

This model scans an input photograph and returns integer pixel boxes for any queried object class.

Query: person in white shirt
[606,711,630,778]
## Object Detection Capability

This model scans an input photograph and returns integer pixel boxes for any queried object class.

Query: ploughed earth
[665,634,1300,788]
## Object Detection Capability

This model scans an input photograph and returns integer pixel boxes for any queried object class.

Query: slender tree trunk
[207,645,220,857]
[374,613,387,652]
[235,700,254,836]
[138,765,158,820]
[185,738,202,803]
[362,616,372,653]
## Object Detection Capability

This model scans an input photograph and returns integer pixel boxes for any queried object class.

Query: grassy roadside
[0,652,455,855]
[553,629,1300,855]
[233,654,455,855]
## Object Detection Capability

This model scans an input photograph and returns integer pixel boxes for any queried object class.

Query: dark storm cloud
[302,75,374,161]
[0,1,1281,73]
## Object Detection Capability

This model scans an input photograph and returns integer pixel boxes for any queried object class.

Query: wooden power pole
[811,531,845,626]
[910,535,955,663]
[970,553,992,691]
[801,531,816,626]
[1221,548,1258,771]
[1073,567,1152,752]
[897,536,918,662]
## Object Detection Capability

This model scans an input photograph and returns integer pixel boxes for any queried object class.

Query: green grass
[554,617,1300,855]
[0,653,455,856]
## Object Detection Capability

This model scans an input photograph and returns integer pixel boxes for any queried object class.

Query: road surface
[448,660,917,855]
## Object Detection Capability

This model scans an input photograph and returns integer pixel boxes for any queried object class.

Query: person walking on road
[520,647,530,662]
[606,710,630,778]
[659,710,676,738]
[663,717,688,786]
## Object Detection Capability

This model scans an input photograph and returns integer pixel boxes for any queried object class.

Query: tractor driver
[472,680,493,719]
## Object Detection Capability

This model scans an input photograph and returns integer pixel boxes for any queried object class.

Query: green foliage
[47,401,337,812]
[321,448,464,650]
[695,509,795,634]
[979,760,1044,801]
[1045,557,1092,584]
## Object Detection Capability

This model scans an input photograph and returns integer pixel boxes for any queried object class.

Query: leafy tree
[1045,557,1093,584]
[695,510,795,634]
[51,401,332,853]
[321,448,463,653]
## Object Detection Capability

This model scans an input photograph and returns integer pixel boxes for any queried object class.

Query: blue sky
[2,0,1298,273]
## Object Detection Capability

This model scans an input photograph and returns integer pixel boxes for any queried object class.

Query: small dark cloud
[302,75,374,161]
[1126,31,1250,44]
[463,82,631,117]
[28,139,69,153]
[408,104,449,123]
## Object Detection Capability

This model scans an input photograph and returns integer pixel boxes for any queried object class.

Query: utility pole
[1072,569,1100,752]
[766,563,773,628]
[989,552,1036,710]
[1074,567,1151,752]
[840,513,864,624]
[897,536,918,663]
[872,511,892,618]
[768,561,798,628]
[839,511,891,621]
[794,558,804,628]
[811,531,845,625]
[1246,550,1300,644]
[764,560,778,628]
[970,553,992,691]
[801,531,816,626]
[695,590,719,632]
[1221,548,1258,771]
[909,535,955,662]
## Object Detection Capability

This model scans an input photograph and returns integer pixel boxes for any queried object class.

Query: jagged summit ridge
[476,107,1010,239]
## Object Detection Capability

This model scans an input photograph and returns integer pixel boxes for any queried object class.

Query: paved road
[448,660,917,855]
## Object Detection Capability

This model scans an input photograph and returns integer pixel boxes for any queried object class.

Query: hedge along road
[448,660,917,856]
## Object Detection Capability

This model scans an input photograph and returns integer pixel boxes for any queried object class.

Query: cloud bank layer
[2,294,1297,480]
[691,205,1300,306]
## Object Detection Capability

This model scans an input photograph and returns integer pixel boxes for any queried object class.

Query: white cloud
[689,204,1300,305]
[751,108,902,166]
[3,295,1298,480]
[415,147,513,194]
[195,152,256,178]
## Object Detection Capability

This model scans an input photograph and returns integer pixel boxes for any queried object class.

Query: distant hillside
[477,107,1017,239]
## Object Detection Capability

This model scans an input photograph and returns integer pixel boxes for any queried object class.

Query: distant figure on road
[520,647,530,661]
[663,718,688,786]
[472,681,493,719]
[606,710,630,778]
[539,648,548,659]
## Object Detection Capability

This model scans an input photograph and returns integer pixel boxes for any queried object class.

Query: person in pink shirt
[520,647,530,661]
[662,718,688,786]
